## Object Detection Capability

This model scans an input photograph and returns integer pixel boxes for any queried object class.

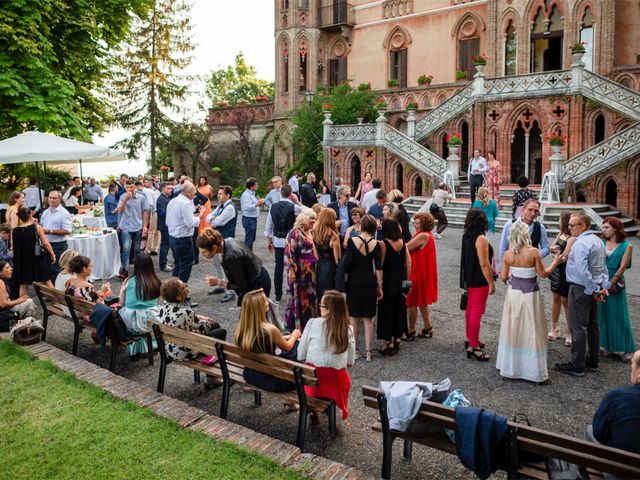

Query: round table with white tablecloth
[66,231,121,281]
[75,214,107,229]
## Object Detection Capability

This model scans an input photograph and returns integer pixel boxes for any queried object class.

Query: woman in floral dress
[485,151,501,209]
[284,209,318,332]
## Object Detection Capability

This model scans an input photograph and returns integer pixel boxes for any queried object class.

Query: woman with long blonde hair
[235,289,301,397]
[496,221,562,383]
[472,187,499,233]
[313,208,341,302]
[298,290,355,421]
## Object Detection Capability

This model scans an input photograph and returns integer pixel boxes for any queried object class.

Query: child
[0,224,12,265]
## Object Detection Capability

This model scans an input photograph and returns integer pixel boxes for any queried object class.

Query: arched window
[351,155,361,188]
[530,4,564,72]
[329,40,348,87]
[283,0,289,9]
[580,7,595,71]
[298,39,308,92]
[385,27,411,88]
[595,114,605,144]
[281,40,289,93]
[414,176,423,196]
[396,164,404,191]
[605,179,617,207]
[504,20,517,76]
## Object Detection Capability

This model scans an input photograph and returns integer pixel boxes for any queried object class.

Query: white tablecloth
[66,231,121,280]
[77,215,107,229]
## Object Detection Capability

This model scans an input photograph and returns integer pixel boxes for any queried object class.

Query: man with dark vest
[498,198,549,265]
[328,185,358,247]
[206,185,237,302]
[265,184,301,302]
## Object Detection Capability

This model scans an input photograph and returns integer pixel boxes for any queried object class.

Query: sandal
[466,348,490,362]
[365,350,372,362]
[378,342,393,355]
[417,327,433,338]
[402,331,416,342]
[464,340,485,350]
[548,323,560,341]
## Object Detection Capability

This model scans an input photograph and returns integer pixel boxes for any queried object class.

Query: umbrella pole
[79,159,84,204]
[34,161,43,211]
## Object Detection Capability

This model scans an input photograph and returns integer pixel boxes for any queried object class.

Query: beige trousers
[12,298,36,319]
[145,212,161,253]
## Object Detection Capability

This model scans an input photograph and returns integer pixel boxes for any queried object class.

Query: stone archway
[350,154,361,189]
[605,178,617,207]
[413,175,423,196]
[395,163,404,192]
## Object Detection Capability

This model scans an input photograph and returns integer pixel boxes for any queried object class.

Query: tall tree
[0,0,149,140]
[111,0,194,173]
[205,52,274,106]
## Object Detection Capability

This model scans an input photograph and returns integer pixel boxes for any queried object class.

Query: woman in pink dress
[485,151,501,209]
[354,172,373,207]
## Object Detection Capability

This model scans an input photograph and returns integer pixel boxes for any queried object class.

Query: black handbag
[0,309,19,332]
[34,227,42,256]
[460,291,468,310]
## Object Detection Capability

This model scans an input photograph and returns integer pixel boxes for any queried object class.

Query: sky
[88,0,275,179]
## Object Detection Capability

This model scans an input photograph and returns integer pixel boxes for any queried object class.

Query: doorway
[529,121,542,184]
[414,176,423,196]
[511,120,542,183]
[605,179,617,207]
[350,155,361,189]
[396,164,404,191]
[511,121,526,182]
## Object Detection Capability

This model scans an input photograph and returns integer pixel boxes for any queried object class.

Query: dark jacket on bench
[455,407,508,480]
[89,303,113,342]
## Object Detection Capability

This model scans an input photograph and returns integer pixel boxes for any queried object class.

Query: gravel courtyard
[38,215,640,479]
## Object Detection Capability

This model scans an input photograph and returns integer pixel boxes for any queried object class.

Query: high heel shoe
[378,342,393,355]
[466,347,490,361]
[464,340,485,350]
[548,324,560,341]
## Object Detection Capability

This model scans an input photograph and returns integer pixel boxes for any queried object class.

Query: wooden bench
[151,321,336,451]
[34,283,153,372]
[362,385,640,480]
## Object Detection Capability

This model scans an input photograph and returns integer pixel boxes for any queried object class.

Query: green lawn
[0,341,305,480]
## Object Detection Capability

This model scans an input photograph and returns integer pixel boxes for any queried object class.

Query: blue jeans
[169,236,193,283]
[121,230,142,270]
[242,216,257,251]
[159,229,170,269]
[49,240,68,282]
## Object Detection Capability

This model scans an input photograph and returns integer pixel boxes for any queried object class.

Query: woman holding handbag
[11,207,55,297]
[460,209,495,361]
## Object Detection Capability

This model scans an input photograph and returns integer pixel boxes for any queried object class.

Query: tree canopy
[289,83,377,176]
[205,52,274,106]
[110,0,194,173]
[0,0,150,140]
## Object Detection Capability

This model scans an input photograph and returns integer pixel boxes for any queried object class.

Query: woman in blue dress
[598,217,635,362]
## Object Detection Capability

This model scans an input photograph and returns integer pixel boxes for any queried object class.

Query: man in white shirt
[40,190,72,280]
[467,149,488,205]
[206,185,237,302]
[240,177,265,251]
[22,178,45,212]
[288,173,299,196]
[166,181,206,286]
[83,178,103,203]
[361,178,382,211]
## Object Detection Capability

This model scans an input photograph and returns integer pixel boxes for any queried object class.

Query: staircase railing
[325,124,377,146]
[482,70,573,100]
[414,84,475,140]
[562,122,640,184]
[381,123,448,178]
[582,71,640,121]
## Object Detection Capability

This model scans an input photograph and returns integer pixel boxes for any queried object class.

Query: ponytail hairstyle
[196,227,224,252]
[322,290,350,354]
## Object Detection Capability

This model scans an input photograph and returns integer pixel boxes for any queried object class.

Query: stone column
[447,144,461,180]
[473,63,486,97]
[549,144,564,178]
[570,51,585,92]
[375,109,388,147]
[406,108,416,138]
[322,112,334,184]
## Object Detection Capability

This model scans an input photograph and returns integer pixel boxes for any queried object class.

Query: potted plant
[472,54,488,65]
[387,79,400,88]
[570,42,586,54]
[405,101,418,110]
[159,165,170,180]
[322,102,332,112]
[357,82,371,91]
[417,74,433,86]
[375,97,388,110]
[547,132,567,146]
[455,70,469,81]
[446,132,462,161]
[446,132,463,146]
[216,101,229,108]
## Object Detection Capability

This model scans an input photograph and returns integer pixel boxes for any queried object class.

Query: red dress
[304,364,351,420]
[406,232,438,307]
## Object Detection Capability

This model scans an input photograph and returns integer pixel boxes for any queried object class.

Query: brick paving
[21,342,372,480]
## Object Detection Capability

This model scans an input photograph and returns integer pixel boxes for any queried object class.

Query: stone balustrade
[208,102,274,127]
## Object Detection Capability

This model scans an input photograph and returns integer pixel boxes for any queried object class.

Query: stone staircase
[402,184,640,235]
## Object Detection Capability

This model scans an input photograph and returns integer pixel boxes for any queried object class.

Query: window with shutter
[458,38,479,78]
[329,58,347,87]
[389,49,407,86]
[338,57,347,84]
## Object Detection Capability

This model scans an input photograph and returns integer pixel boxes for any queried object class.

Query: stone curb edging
[22,342,372,480]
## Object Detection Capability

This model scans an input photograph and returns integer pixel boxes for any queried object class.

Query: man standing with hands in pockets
[468,149,487,205]
[556,213,609,377]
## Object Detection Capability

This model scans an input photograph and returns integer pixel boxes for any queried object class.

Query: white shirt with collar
[40,205,72,243]
[264,198,303,248]
[166,194,199,238]
[468,156,488,178]
[361,188,380,212]
[207,199,236,228]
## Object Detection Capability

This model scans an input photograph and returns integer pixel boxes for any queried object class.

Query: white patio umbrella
[0,131,127,206]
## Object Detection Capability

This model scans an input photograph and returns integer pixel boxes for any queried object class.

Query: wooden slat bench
[34,282,153,372]
[151,321,337,451]
[362,385,640,480]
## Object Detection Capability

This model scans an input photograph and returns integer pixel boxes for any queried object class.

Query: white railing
[325,124,377,146]
[582,71,640,121]
[483,70,573,99]
[562,122,640,183]
[414,84,475,140]
[382,124,448,178]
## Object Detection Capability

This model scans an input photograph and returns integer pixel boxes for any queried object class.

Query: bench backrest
[151,321,318,388]
[65,294,97,318]
[362,386,640,479]
[33,283,72,321]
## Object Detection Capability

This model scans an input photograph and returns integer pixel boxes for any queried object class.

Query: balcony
[317,1,354,31]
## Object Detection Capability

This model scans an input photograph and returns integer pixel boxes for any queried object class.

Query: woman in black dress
[548,211,573,345]
[377,219,411,355]
[343,214,382,362]
[12,207,55,296]
[313,208,341,302]
[387,189,412,243]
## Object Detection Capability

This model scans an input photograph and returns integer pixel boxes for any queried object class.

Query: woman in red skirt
[405,212,438,340]
[297,290,355,422]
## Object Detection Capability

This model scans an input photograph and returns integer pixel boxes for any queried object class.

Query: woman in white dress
[496,221,562,383]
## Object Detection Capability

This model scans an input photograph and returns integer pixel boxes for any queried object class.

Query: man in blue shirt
[240,177,265,251]
[367,190,388,240]
[556,212,609,377]
[116,180,148,279]
[264,176,282,209]
[104,184,119,229]
[587,350,640,457]
[498,198,549,265]
[155,182,174,272]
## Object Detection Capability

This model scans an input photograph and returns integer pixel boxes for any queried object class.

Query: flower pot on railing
[571,52,585,67]
[474,63,486,77]
[376,109,387,121]
[357,117,364,124]
[447,144,461,179]
[323,111,332,121]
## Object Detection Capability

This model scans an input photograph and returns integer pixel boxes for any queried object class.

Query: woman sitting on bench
[298,290,355,421]
[65,256,111,304]
[235,289,301,407]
